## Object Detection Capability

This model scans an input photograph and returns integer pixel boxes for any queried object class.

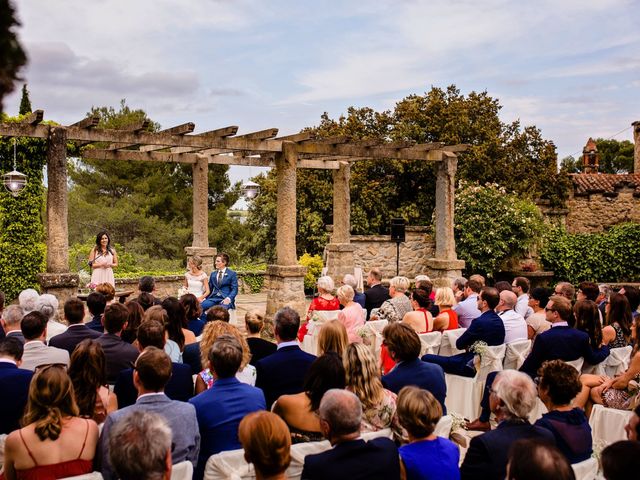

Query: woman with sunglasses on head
[1,365,99,480]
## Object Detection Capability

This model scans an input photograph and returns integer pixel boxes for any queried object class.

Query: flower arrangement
[470,340,489,371]
[356,325,375,346]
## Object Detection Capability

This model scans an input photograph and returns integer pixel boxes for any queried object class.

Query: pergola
[0,110,466,317]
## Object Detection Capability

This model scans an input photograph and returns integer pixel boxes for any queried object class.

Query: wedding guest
[245,310,276,366]
[337,285,365,343]
[397,386,460,480]
[239,412,291,480]
[273,353,345,443]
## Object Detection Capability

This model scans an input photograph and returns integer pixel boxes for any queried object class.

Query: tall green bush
[0,127,47,301]
[540,223,640,283]
[454,181,544,277]
[299,253,324,291]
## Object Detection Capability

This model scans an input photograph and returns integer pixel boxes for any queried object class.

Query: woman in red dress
[433,287,459,331]
[298,276,340,342]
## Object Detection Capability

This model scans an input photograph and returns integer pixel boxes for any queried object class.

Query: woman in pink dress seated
[2,365,99,480]
[298,275,340,342]
[337,285,366,343]
[88,230,118,288]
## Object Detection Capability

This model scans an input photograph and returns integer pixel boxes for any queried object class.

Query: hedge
[539,223,640,284]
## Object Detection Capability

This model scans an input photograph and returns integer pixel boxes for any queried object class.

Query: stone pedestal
[324,243,355,280]
[425,258,466,287]
[37,273,80,317]
[265,265,307,320]
[46,127,70,273]
[184,246,217,273]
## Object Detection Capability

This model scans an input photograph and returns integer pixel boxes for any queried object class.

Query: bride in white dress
[184,255,210,302]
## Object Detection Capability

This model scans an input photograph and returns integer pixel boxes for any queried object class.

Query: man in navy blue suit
[467,294,610,431]
[200,253,238,322]
[0,337,33,434]
[114,319,193,408]
[422,287,505,377]
[460,370,555,480]
[381,322,447,413]
[49,297,101,354]
[190,335,265,479]
[301,389,400,480]
[255,306,316,409]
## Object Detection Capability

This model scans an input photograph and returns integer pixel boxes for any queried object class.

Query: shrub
[454,181,544,277]
[298,253,324,291]
[0,131,47,301]
[539,223,640,283]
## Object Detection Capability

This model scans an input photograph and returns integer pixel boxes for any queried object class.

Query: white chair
[418,331,442,356]
[565,357,585,372]
[365,319,388,358]
[528,397,548,423]
[571,457,598,480]
[171,460,194,480]
[300,310,341,355]
[589,404,634,447]
[438,328,467,357]
[503,339,532,370]
[434,414,453,438]
[444,344,506,420]
[0,433,6,471]
[204,448,254,480]
[584,346,633,377]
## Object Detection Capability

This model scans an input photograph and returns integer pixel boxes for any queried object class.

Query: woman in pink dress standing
[88,231,118,288]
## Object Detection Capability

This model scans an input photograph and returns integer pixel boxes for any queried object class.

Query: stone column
[265,142,307,319]
[633,121,640,174]
[185,155,216,272]
[325,161,355,280]
[426,152,465,284]
[38,126,79,304]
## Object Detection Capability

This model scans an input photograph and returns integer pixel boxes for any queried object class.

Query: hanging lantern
[2,139,27,197]
[241,180,260,199]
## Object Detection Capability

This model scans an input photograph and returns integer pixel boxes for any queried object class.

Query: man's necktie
[217,270,223,285]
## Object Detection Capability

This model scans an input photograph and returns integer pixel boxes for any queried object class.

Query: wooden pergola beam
[275,131,314,142]
[71,115,100,129]
[82,148,197,164]
[139,122,197,152]
[22,110,44,125]
[234,128,279,140]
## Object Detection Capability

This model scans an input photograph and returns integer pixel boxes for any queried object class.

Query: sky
[6,0,640,204]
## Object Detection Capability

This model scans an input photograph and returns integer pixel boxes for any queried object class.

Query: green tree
[247,85,568,259]
[0,0,27,112]
[595,138,634,173]
[68,100,240,267]
[18,83,31,114]
[560,155,580,173]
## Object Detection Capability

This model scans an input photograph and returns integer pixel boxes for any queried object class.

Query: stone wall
[350,226,435,280]
[566,190,640,233]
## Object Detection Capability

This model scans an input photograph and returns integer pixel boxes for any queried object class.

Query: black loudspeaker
[390,218,406,243]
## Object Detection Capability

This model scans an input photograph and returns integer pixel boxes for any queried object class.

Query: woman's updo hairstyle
[23,365,79,441]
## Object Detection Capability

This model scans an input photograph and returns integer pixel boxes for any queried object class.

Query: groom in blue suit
[201,253,238,321]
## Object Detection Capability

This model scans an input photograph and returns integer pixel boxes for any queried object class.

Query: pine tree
[18,83,31,114]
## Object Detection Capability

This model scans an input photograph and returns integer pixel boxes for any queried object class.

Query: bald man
[496,290,528,344]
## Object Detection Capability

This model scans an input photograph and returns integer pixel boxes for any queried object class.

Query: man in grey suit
[99,346,200,480]
[20,311,69,370]
[1,305,25,344]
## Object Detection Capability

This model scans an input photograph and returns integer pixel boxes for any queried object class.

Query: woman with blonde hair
[344,342,401,439]
[433,287,459,331]
[195,321,255,393]
[317,319,349,358]
[184,255,210,302]
[372,276,412,323]
[397,386,459,480]
[2,365,99,479]
[95,282,116,304]
[298,275,340,342]
[238,411,291,480]
[336,285,365,343]
[245,310,276,366]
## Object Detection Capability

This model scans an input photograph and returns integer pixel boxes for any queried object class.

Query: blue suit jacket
[189,377,265,479]
[49,324,101,354]
[113,362,194,408]
[206,268,238,309]
[520,325,610,378]
[255,345,316,409]
[381,359,447,414]
[0,362,33,434]
[100,393,200,480]
[301,437,400,480]
[461,420,555,480]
